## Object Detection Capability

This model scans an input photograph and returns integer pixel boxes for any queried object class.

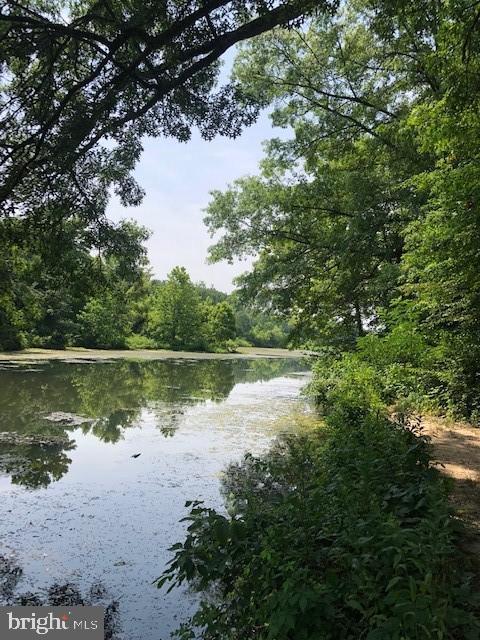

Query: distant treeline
[0,222,290,353]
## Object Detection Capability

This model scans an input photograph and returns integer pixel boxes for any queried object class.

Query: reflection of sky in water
[0,358,311,640]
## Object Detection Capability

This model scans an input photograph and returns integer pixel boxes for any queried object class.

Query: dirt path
[422,417,480,558]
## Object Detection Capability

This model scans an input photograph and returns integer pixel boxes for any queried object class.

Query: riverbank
[0,346,312,362]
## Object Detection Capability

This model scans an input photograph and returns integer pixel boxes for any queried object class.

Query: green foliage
[145,269,288,353]
[195,283,229,305]
[234,306,291,348]
[309,322,480,424]
[400,89,480,421]
[204,301,237,351]
[0,218,151,351]
[309,324,439,417]
[309,353,386,418]
[204,5,422,342]
[0,1,319,239]
[159,410,479,639]
[0,292,25,351]
[147,267,205,351]
[125,334,157,350]
[78,293,131,349]
[0,242,288,355]
[203,0,480,418]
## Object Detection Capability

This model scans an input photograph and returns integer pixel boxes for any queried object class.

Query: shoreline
[0,346,313,362]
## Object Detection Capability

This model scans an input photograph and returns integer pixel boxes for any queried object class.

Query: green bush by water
[158,404,479,639]
[309,323,480,425]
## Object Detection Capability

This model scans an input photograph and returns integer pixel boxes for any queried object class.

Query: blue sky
[107,53,277,293]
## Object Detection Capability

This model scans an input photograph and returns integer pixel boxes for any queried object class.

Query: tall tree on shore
[205,0,480,348]
[147,267,204,350]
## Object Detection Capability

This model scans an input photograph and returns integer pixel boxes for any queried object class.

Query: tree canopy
[205,0,479,327]
[204,0,480,415]
[0,0,328,232]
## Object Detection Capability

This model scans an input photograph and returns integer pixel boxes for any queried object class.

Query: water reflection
[0,358,306,489]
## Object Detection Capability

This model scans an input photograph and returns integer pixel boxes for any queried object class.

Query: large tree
[147,266,204,350]
[0,215,150,349]
[205,0,480,346]
[0,0,329,229]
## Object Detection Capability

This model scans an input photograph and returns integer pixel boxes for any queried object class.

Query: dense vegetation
[203,0,480,424]
[2,0,480,638]
[159,403,479,640]
[0,1,320,228]
[0,243,290,352]
[1,0,315,353]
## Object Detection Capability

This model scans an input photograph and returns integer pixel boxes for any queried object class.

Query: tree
[205,0,480,349]
[0,216,150,350]
[0,0,325,232]
[147,267,204,350]
[205,301,236,348]
[0,293,25,351]
[78,292,131,348]
[204,11,418,344]
[196,282,229,305]
[204,0,480,415]
[233,302,291,348]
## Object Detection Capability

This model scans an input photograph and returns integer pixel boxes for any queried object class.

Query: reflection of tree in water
[0,358,306,487]
[81,409,140,444]
[0,442,74,489]
[231,358,308,384]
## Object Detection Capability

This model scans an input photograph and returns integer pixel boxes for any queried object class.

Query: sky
[107,53,278,293]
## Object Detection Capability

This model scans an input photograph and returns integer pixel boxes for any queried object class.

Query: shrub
[125,334,157,350]
[308,324,446,419]
[233,337,252,347]
[158,411,479,640]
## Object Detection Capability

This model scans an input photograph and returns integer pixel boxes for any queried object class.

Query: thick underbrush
[308,324,480,425]
[158,399,479,639]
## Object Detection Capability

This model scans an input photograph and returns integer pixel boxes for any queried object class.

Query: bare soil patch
[422,416,480,563]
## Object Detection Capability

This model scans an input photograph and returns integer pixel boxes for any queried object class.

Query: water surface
[0,357,310,638]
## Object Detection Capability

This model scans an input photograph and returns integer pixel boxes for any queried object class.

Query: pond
[0,357,311,639]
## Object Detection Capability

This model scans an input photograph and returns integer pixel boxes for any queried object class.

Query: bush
[233,337,252,347]
[158,410,479,640]
[309,353,385,418]
[433,333,480,425]
[308,324,447,419]
[157,322,480,640]
[308,322,480,424]
[125,334,157,350]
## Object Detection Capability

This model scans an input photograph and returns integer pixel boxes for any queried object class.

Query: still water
[0,357,311,639]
